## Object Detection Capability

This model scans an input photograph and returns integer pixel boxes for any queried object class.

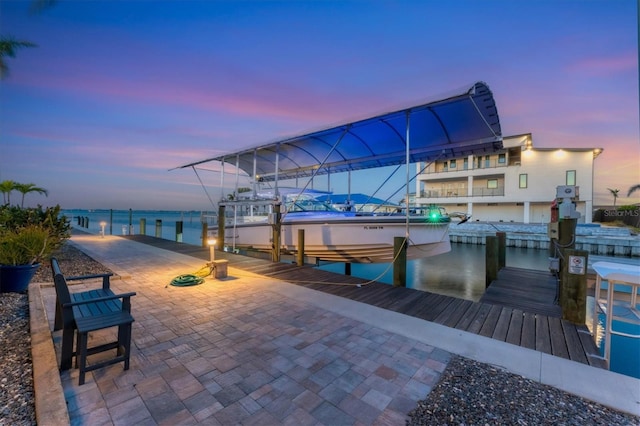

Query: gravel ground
[0,243,112,426]
[1,243,639,425]
[0,292,33,426]
[408,356,639,425]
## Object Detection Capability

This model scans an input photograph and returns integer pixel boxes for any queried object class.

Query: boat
[174,81,502,263]
[214,190,451,263]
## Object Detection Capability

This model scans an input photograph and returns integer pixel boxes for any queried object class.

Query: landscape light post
[208,238,216,263]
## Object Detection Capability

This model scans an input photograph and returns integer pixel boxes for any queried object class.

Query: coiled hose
[169,265,211,287]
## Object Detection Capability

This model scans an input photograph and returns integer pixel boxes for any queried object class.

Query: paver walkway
[39,233,640,423]
[41,235,450,425]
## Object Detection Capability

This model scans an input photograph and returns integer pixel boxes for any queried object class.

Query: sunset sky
[1,0,638,210]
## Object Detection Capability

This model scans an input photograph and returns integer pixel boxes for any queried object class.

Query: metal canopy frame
[175,81,502,184]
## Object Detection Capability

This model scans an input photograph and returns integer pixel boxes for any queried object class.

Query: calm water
[65,209,639,378]
[318,243,551,302]
[65,209,213,243]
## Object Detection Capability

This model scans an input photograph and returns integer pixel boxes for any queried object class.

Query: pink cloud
[10,56,354,128]
[567,51,638,76]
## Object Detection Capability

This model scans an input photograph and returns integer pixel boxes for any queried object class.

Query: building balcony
[419,186,505,198]
[425,159,508,174]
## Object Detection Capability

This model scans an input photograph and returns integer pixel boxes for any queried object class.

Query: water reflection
[319,242,551,302]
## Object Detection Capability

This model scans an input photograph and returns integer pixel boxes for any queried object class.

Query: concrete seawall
[449,223,640,257]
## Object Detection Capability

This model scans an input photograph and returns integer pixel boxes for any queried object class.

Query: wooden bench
[51,257,136,385]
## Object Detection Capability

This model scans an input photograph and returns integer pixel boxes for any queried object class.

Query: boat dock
[124,235,606,370]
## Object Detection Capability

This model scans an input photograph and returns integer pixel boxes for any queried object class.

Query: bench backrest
[51,257,72,309]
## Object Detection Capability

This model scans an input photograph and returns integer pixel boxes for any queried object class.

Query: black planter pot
[0,264,41,293]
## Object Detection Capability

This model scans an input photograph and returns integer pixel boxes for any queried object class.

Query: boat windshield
[284,195,340,213]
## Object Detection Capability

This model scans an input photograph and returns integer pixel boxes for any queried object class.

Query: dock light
[99,221,107,238]
[207,238,217,262]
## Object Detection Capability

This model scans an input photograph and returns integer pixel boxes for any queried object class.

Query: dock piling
[393,237,407,287]
[496,231,506,269]
[176,221,183,242]
[485,236,499,288]
[155,219,162,238]
[560,249,588,324]
[297,229,305,266]
[217,205,225,251]
[271,207,281,263]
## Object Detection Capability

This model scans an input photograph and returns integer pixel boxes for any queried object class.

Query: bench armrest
[66,272,113,281]
[63,292,137,308]
[66,272,114,290]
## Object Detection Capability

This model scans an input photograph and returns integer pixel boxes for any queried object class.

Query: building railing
[426,159,508,174]
[421,189,466,198]
[420,187,505,198]
[472,187,505,197]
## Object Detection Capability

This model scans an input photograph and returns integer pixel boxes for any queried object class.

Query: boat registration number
[363,226,384,230]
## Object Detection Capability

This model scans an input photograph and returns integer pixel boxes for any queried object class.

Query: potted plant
[0,205,71,292]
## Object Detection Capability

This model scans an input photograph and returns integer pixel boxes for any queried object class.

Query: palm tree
[607,188,620,207]
[0,0,56,78]
[14,182,48,207]
[0,38,37,79]
[628,185,640,197]
[0,180,16,205]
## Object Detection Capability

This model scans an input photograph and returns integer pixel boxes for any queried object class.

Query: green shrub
[0,205,71,265]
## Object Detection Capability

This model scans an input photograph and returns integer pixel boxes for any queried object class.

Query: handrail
[591,261,640,367]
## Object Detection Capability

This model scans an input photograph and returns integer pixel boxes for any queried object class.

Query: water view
[64,209,639,378]
[318,243,551,302]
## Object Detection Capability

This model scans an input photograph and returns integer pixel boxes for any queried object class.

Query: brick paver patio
[41,235,450,425]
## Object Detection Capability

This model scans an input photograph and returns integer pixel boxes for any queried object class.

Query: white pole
[405,111,411,237]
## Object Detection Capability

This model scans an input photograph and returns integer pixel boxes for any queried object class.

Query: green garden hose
[169,265,211,287]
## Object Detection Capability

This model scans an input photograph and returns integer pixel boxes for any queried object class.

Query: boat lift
[172,81,504,269]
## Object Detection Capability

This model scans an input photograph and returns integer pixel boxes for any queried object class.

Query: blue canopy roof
[177,81,502,182]
[314,193,396,206]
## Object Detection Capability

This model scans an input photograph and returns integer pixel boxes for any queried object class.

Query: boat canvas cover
[176,81,502,181]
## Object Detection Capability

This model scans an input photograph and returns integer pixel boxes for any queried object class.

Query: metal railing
[426,158,508,174]
[419,186,505,198]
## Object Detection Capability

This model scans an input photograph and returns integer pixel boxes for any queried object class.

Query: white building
[414,134,603,224]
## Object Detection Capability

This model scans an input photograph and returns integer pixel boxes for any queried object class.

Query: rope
[230,238,408,288]
[168,238,410,288]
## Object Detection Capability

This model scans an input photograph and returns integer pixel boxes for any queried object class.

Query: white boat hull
[217,215,451,263]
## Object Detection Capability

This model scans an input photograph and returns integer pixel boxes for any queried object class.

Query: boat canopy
[175,81,502,182]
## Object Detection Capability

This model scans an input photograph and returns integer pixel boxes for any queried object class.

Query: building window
[566,170,576,186]
[487,179,498,189]
[485,155,491,168]
[450,159,456,169]
[463,158,468,170]
[519,174,527,188]
[498,153,506,164]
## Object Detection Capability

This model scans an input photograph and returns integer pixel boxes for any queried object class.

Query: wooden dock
[124,235,607,369]
[480,267,562,317]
